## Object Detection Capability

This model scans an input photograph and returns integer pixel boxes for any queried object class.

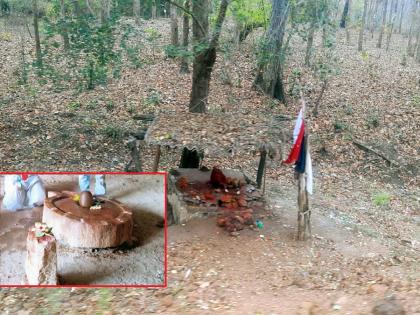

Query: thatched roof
[144,111,287,158]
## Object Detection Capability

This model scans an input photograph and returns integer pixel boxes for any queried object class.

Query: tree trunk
[189,0,229,112]
[370,0,379,38]
[358,0,368,51]
[181,0,229,167]
[340,0,350,28]
[406,1,417,56]
[386,13,395,51]
[305,22,315,66]
[133,0,141,24]
[377,0,389,48]
[72,0,81,17]
[60,0,70,51]
[101,0,110,24]
[33,0,42,68]
[152,0,157,19]
[254,0,289,103]
[398,0,404,34]
[170,3,179,46]
[415,23,420,62]
[180,0,190,73]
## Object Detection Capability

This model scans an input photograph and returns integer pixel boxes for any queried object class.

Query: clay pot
[79,191,93,208]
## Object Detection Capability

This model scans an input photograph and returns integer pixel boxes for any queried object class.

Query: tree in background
[179,0,190,73]
[133,0,141,23]
[377,0,388,48]
[33,0,42,68]
[340,0,350,27]
[254,0,289,103]
[189,0,230,113]
[170,2,179,46]
[358,0,368,51]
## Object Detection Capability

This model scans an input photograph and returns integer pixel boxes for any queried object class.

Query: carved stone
[25,229,57,285]
[42,192,133,248]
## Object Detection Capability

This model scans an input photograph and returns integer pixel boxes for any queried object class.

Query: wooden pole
[152,145,161,172]
[256,150,267,189]
[297,137,311,241]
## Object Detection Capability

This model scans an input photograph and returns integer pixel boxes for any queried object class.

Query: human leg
[79,175,91,192]
[2,175,26,211]
[94,175,106,195]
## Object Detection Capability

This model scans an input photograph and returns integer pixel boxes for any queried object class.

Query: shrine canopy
[144,111,287,158]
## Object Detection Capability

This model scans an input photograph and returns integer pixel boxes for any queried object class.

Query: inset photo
[0,172,166,287]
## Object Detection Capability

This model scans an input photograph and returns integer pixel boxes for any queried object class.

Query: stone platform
[42,192,133,248]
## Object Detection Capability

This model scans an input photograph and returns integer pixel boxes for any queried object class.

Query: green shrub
[102,125,125,140]
[372,192,391,207]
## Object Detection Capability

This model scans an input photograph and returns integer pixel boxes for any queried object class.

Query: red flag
[283,121,305,164]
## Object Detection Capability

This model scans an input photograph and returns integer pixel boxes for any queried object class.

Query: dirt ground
[0,174,165,285]
[0,175,419,314]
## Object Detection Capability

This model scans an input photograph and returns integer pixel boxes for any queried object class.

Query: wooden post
[256,150,267,189]
[126,138,142,172]
[152,145,161,172]
[297,138,311,241]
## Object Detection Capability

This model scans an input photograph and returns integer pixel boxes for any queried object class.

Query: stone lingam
[25,223,57,285]
[42,192,133,248]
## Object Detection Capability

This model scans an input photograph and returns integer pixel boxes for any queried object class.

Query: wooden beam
[256,150,267,189]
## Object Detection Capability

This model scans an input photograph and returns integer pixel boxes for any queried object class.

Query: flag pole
[297,94,311,241]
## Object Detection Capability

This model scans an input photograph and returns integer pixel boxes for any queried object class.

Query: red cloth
[283,122,305,164]
[21,174,29,181]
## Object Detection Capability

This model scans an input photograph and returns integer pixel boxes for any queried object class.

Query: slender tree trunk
[189,0,229,112]
[180,0,190,73]
[415,23,420,62]
[86,0,96,16]
[386,13,396,51]
[72,0,81,17]
[60,0,70,50]
[358,0,368,51]
[398,0,404,33]
[370,0,379,38]
[305,21,315,66]
[170,3,179,46]
[101,0,111,24]
[152,0,157,19]
[133,0,141,24]
[407,1,417,56]
[377,0,389,48]
[340,0,350,28]
[33,0,42,68]
[254,0,289,103]
[388,0,395,25]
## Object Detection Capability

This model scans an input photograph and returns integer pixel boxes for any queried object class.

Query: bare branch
[165,0,206,36]
[209,0,230,49]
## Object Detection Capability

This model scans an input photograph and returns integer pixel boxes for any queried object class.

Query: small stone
[230,231,240,237]
[367,284,389,294]
[161,295,174,308]
[297,301,322,315]
[372,297,406,315]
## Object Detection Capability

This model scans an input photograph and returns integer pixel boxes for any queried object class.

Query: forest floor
[0,17,419,314]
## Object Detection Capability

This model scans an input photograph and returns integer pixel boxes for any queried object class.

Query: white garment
[2,175,45,211]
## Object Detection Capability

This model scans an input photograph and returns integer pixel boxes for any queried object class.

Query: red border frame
[0,171,168,289]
